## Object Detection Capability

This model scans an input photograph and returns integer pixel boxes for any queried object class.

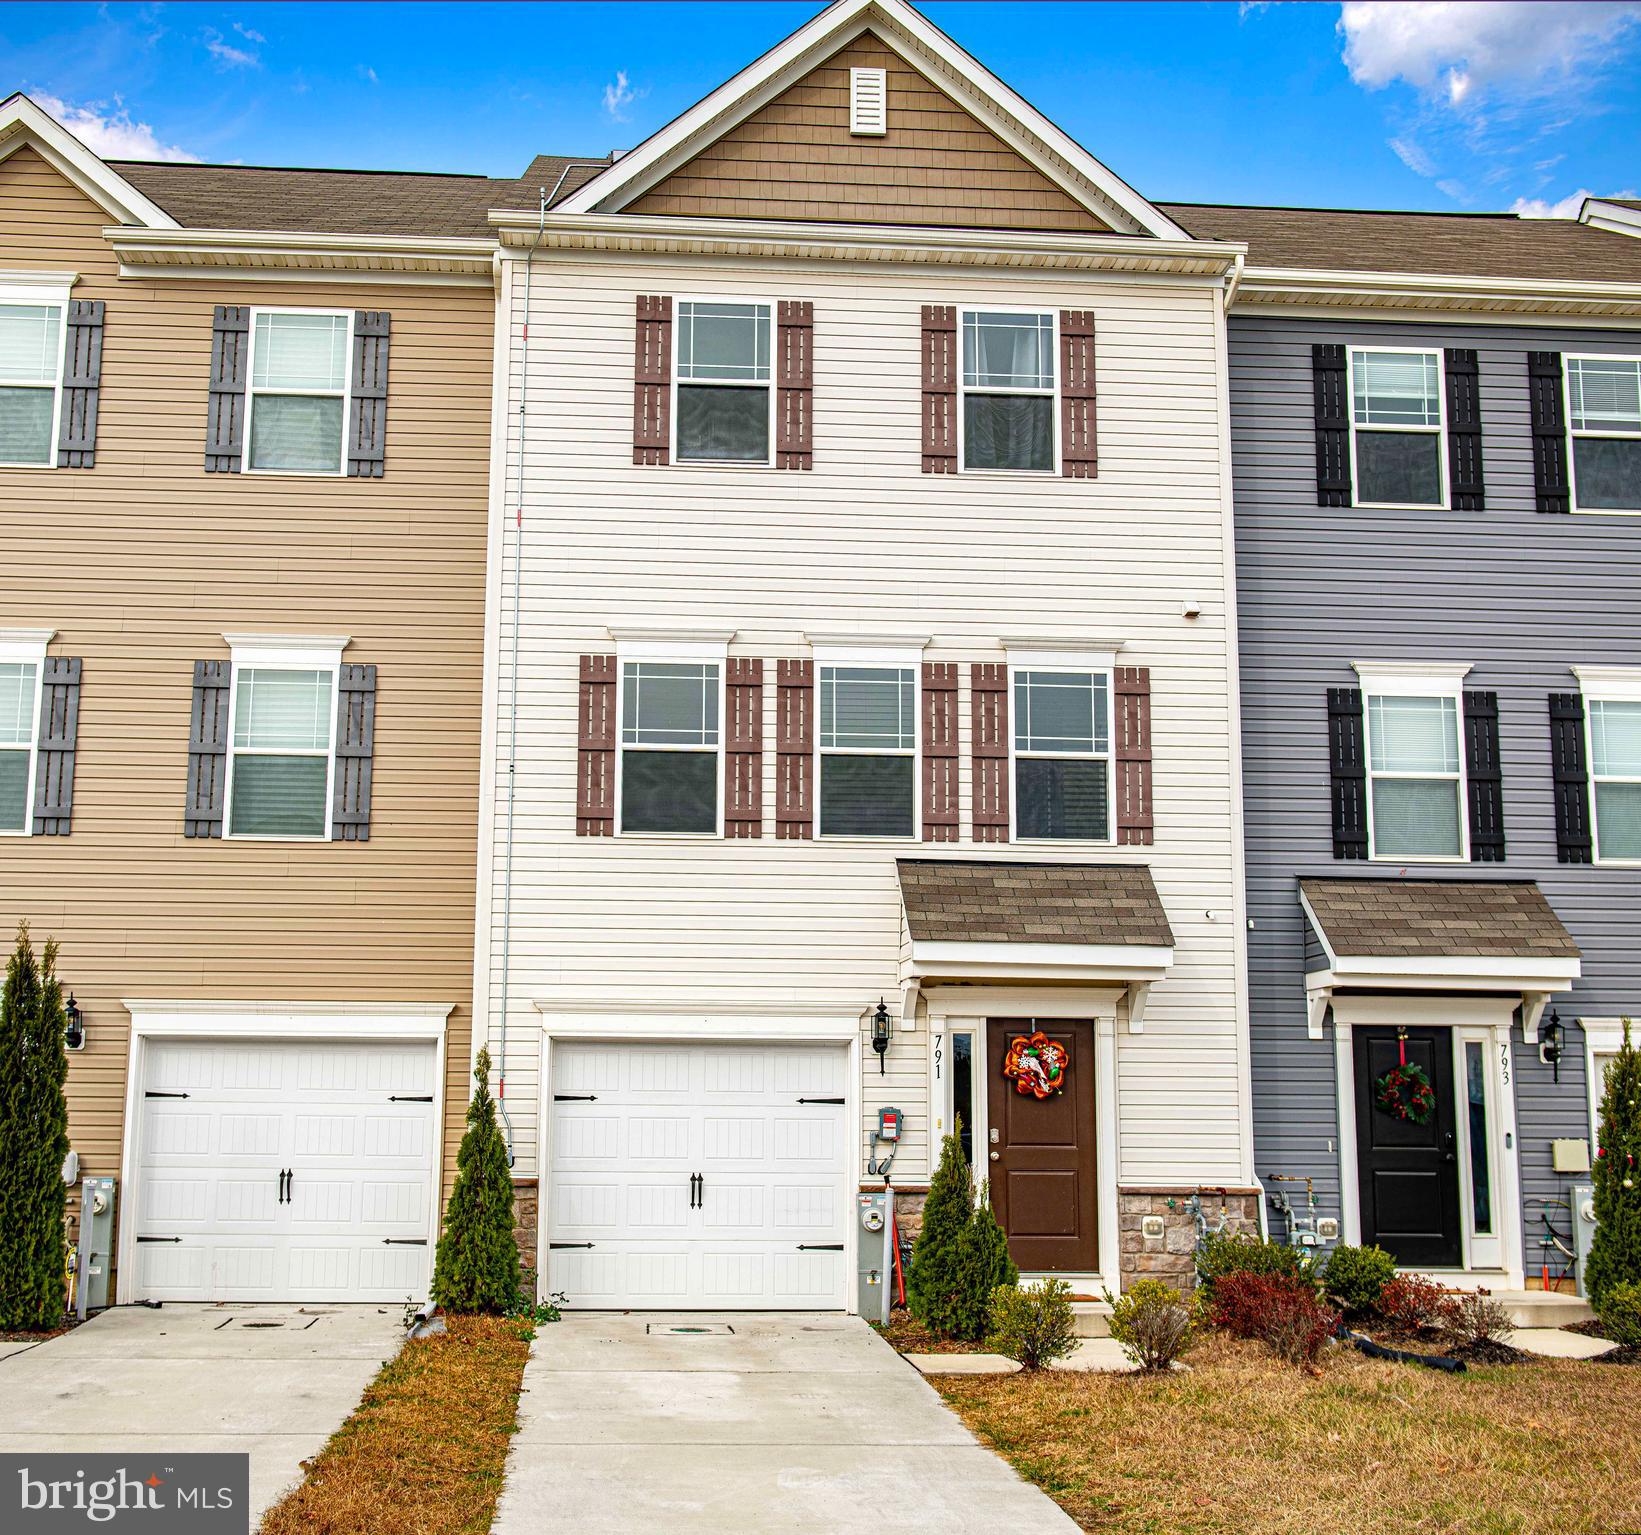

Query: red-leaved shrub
[1209,1272,1337,1369]
[1376,1274,1448,1333]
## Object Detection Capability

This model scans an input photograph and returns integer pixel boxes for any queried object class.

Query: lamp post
[871,998,892,1075]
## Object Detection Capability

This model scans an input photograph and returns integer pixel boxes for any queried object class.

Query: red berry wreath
[1376,1062,1436,1125]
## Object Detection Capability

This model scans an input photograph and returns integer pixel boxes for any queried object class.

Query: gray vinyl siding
[1231,315,1641,1269]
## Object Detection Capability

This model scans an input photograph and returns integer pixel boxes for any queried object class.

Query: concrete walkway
[492,1313,1078,1534]
[0,1304,404,1525]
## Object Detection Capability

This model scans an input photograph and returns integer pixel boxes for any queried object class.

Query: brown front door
[985,1019,1097,1272]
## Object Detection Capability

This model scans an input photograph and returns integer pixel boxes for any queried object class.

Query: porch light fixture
[1539,1009,1564,1082]
[64,993,85,1052]
[871,998,892,1074]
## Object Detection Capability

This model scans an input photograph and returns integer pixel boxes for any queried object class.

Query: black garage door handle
[797,1243,844,1251]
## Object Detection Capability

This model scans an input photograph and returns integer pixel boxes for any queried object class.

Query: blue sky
[3,2,1637,215]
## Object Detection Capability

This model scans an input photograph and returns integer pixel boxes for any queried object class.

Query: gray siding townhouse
[1159,201,1641,1292]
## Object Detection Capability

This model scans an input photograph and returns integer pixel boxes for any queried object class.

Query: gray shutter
[347,311,390,478]
[332,664,377,841]
[185,660,232,837]
[57,301,104,469]
[32,657,81,835]
[205,306,250,473]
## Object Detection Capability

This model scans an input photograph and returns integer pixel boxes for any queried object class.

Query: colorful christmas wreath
[1375,1061,1436,1125]
[1003,1030,1069,1099]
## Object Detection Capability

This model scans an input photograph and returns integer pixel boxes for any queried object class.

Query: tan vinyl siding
[0,146,490,1240]
[629,35,1110,232]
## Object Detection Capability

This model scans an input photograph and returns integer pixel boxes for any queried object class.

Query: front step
[1071,1301,1111,1338]
[1493,1290,1593,1328]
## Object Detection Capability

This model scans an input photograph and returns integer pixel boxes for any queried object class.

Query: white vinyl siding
[1566,355,1641,514]
[1348,347,1447,509]
[246,310,352,475]
[0,297,64,468]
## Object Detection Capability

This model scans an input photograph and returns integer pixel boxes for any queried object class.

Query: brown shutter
[331,664,377,841]
[1115,667,1153,846]
[971,663,1009,842]
[921,662,958,842]
[347,311,390,478]
[1060,310,1097,478]
[57,301,104,469]
[184,660,232,837]
[205,305,249,473]
[32,657,81,836]
[775,659,814,839]
[725,658,763,837]
[633,295,672,466]
[920,304,957,474]
[576,654,616,835]
[776,301,813,471]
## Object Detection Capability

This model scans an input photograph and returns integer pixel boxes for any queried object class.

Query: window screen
[1351,350,1444,507]
[818,664,916,836]
[675,302,771,463]
[1367,693,1463,857]
[961,312,1054,472]
[0,661,38,832]
[1013,669,1111,839]
[619,661,720,833]
[1591,697,1641,861]
[1568,358,1641,511]
[247,312,349,473]
[228,667,333,837]
[0,303,61,466]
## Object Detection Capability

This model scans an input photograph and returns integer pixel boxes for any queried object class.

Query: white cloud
[1341,2,1641,101]
[1388,135,1436,177]
[603,70,637,122]
[204,27,260,69]
[233,22,266,45]
[31,92,199,163]
[1512,186,1639,218]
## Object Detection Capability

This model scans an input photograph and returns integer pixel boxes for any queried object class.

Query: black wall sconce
[1539,1009,1564,1083]
[871,998,892,1074]
[64,993,85,1052]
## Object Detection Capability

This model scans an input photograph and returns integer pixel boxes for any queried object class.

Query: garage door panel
[361,1112,431,1162]
[135,1240,208,1294]
[143,1108,213,1159]
[360,1179,430,1228]
[218,1113,282,1158]
[554,1111,620,1163]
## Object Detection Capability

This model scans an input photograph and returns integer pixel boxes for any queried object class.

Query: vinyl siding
[1231,313,1641,1266]
[0,145,491,1238]
[482,249,1248,1192]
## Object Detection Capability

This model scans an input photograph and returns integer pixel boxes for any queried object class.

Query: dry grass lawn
[933,1335,1641,1535]
[258,1315,532,1535]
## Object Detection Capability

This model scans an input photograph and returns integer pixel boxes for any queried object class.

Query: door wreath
[1003,1030,1069,1099]
[1375,1061,1436,1125]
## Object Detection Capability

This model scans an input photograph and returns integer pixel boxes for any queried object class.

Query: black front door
[1353,1026,1462,1267]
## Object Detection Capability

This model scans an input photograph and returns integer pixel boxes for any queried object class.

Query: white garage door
[133,1038,438,1303]
[548,1041,851,1309]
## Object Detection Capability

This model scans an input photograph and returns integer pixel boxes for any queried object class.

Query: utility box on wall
[856,1190,893,1325]
[76,1176,116,1317]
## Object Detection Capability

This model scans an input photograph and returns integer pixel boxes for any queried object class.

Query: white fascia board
[543,0,1187,239]
[1235,265,1641,320]
[107,226,496,285]
[1581,200,1641,238]
[1305,956,1581,990]
[0,94,178,229]
[1327,992,1520,1031]
[1297,888,1339,970]
[907,939,1173,984]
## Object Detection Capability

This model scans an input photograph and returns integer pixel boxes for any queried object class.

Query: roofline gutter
[1235,263,1641,318]
[105,225,496,283]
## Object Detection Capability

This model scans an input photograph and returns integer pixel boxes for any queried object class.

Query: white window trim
[243,307,354,478]
[0,629,53,838]
[956,305,1060,477]
[612,632,730,839]
[1005,646,1118,846]
[223,634,349,842]
[1574,666,1641,865]
[1583,1017,1634,1143]
[1453,1027,1502,1271]
[812,642,923,842]
[1565,354,1641,516]
[1353,662,1472,864]
[1346,345,1449,512]
[0,284,72,471]
[669,296,776,470]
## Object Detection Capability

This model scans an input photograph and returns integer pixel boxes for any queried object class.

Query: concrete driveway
[0,1304,404,1525]
[492,1313,1078,1534]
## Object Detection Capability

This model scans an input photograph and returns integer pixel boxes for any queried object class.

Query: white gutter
[1235,263,1641,319]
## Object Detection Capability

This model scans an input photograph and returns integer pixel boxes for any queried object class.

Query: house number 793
[1500,1041,1511,1087]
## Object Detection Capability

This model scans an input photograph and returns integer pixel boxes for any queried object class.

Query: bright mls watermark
[2,1454,248,1532]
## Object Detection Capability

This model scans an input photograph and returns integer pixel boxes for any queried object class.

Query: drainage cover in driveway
[645,1323,735,1335]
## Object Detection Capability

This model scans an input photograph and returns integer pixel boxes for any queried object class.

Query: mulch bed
[872,1312,990,1354]
[1357,1324,1529,1367]
[1565,1317,1611,1339]
[0,1316,83,1344]
[1590,1344,1641,1365]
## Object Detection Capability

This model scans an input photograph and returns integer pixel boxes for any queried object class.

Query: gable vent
[850,67,887,136]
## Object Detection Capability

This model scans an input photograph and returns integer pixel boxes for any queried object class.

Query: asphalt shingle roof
[897,859,1173,948]
[1300,877,1580,961]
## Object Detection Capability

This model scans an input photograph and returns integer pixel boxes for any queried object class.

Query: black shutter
[1529,352,1569,514]
[1549,692,1592,863]
[332,664,377,841]
[205,306,250,473]
[1327,687,1368,859]
[1462,690,1504,861]
[1444,349,1485,511]
[1313,344,1351,507]
[32,657,81,836]
[57,301,104,469]
[347,311,390,478]
[185,660,232,837]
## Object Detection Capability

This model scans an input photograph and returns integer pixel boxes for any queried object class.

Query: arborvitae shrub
[431,1049,520,1315]
[1588,1021,1641,1307]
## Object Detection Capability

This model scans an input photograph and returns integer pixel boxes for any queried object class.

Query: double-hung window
[1349,348,1446,508]
[1566,356,1641,513]
[247,310,352,474]
[960,309,1056,472]
[0,295,65,468]
[817,661,917,837]
[1586,688,1641,862]
[1012,667,1113,841]
[618,660,722,834]
[0,633,48,834]
[1359,670,1468,860]
[226,643,340,838]
[674,301,772,465]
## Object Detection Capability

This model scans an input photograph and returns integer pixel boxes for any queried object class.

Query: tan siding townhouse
[0,95,552,1304]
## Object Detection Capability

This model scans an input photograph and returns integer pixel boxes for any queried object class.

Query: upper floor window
[1013,668,1112,840]
[674,301,772,465]
[227,656,337,838]
[247,310,352,475]
[0,299,64,468]
[1350,348,1446,508]
[1567,356,1641,514]
[961,310,1056,473]
[0,652,41,834]
[818,663,916,837]
[1363,681,1467,860]
[619,660,722,834]
[1588,694,1641,862]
